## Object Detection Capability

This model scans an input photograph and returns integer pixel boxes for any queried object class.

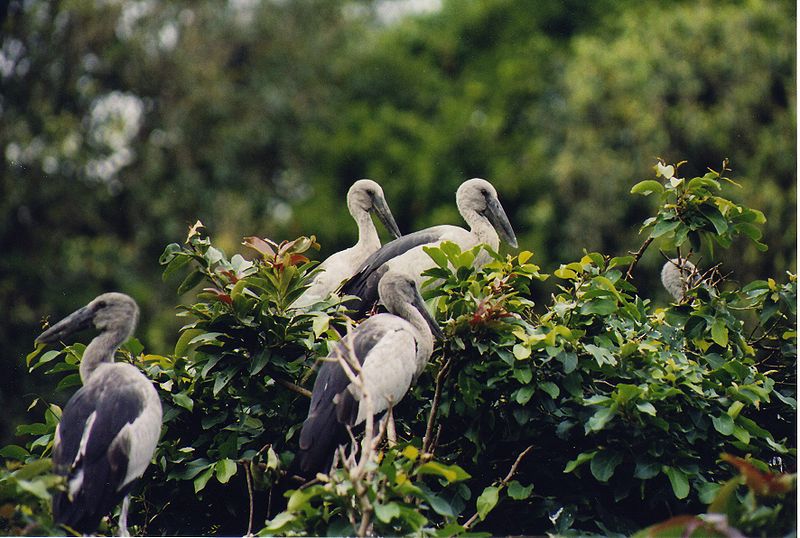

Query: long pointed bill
[371,195,402,239]
[485,196,518,248]
[36,305,95,344]
[411,290,444,340]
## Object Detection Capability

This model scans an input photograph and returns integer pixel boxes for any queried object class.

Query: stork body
[294,179,401,308]
[38,293,162,536]
[341,178,517,318]
[295,272,442,478]
[661,258,699,302]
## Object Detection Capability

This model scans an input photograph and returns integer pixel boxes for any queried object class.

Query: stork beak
[36,304,95,345]
[411,289,444,340]
[371,194,402,239]
[484,195,518,248]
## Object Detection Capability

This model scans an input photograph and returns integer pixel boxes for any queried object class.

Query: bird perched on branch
[295,271,443,479]
[341,178,517,318]
[294,179,402,308]
[661,257,700,302]
[37,293,162,536]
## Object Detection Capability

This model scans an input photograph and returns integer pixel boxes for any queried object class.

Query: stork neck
[463,210,500,250]
[401,305,434,378]
[80,330,125,383]
[353,210,381,252]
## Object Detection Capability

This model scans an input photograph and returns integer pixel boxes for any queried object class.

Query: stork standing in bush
[295,271,443,478]
[37,293,162,536]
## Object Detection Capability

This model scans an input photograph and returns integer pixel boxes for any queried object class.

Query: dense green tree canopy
[1,3,795,531]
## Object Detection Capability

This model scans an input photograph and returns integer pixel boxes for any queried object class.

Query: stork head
[456,178,518,248]
[378,271,444,340]
[347,179,402,239]
[37,292,140,344]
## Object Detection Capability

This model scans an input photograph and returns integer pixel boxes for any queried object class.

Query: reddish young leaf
[721,453,794,496]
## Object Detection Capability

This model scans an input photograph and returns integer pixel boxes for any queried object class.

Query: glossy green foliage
[262,444,473,537]
[5,161,796,535]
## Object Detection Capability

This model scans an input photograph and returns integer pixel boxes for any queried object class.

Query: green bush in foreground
[4,160,796,536]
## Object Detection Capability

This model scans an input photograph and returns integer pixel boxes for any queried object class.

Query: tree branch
[463,445,535,530]
[625,237,654,281]
[243,461,255,537]
[273,376,312,398]
[423,355,452,455]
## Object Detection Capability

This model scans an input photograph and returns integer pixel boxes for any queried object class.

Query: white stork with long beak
[295,271,443,478]
[341,178,518,318]
[37,293,162,536]
[294,179,402,308]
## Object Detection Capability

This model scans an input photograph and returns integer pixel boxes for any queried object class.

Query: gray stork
[661,258,699,302]
[295,271,443,478]
[37,293,162,536]
[341,178,518,318]
[294,179,402,308]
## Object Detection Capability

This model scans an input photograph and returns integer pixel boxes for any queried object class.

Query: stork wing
[53,376,146,534]
[340,227,447,318]
[295,316,398,477]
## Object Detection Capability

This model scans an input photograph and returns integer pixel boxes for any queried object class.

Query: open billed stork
[661,258,700,302]
[295,271,443,478]
[37,293,162,536]
[341,178,518,318]
[294,179,402,308]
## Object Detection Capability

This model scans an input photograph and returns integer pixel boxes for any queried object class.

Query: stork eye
[480,188,489,195]
[96,300,107,309]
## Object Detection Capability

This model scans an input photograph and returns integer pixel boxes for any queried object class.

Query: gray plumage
[342,178,517,318]
[38,293,162,536]
[294,179,402,308]
[661,258,699,301]
[295,271,443,478]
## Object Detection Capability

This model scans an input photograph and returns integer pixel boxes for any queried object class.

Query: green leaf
[539,382,560,399]
[636,402,657,416]
[590,450,622,482]
[630,180,664,196]
[650,219,681,239]
[663,466,690,499]
[711,414,734,436]
[580,298,617,315]
[634,460,660,479]
[586,405,616,433]
[424,246,450,270]
[564,451,597,473]
[417,462,471,483]
[193,466,214,493]
[476,486,499,521]
[374,502,401,523]
[215,458,238,484]
[177,270,205,295]
[700,205,728,234]
[174,329,205,357]
[0,445,29,460]
[507,480,534,500]
[172,392,194,412]
[512,344,531,360]
[710,319,729,347]
[515,386,535,405]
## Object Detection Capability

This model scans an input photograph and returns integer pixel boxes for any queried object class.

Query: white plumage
[37,293,162,536]
[294,179,401,308]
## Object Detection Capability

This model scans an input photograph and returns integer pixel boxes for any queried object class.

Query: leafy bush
[5,160,796,536]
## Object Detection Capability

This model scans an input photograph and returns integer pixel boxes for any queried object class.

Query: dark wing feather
[340,228,446,318]
[294,319,392,478]
[53,376,145,535]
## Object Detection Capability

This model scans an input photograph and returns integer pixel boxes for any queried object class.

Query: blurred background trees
[1,0,795,446]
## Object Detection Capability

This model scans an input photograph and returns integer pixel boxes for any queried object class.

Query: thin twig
[244,461,255,537]
[423,355,452,455]
[463,445,535,530]
[273,376,312,398]
[625,237,654,281]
